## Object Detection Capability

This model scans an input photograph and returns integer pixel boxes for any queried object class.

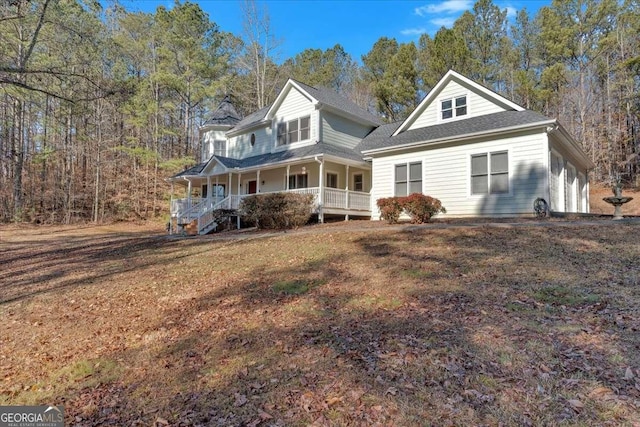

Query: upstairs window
[277,123,287,145]
[471,151,509,195]
[277,116,311,145]
[213,140,226,157]
[441,95,467,120]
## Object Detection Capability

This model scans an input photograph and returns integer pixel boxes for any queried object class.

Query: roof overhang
[265,79,318,120]
[362,119,556,158]
[549,124,596,169]
[226,120,270,137]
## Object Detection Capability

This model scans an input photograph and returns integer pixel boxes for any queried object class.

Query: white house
[359,70,594,219]
[168,71,593,234]
[168,79,380,234]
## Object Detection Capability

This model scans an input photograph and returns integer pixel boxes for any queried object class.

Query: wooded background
[1,0,638,224]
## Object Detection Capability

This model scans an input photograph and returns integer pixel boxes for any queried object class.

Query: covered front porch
[168,157,372,234]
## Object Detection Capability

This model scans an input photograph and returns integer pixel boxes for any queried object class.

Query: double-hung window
[394,162,422,197]
[326,173,338,189]
[471,151,509,195]
[213,140,226,157]
[441,95,467,120]
[288,174,308,189]
[353,174,363,192]
[278,116,311,145]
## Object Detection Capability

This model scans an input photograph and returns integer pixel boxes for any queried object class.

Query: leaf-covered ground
[1,220,640,426]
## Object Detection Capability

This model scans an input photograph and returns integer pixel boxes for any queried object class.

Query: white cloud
[415,0,473,16]
[401,27,428,36]
[430,17,456,27]
[505,6,517,18]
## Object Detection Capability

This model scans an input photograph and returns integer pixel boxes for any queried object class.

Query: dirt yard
[1,218,639,426]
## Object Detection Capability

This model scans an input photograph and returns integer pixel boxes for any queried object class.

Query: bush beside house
[377,194,446,224]
[240,193,315,229]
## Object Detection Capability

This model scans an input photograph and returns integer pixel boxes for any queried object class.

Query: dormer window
[441,95,467,120]
[277,115,311,145]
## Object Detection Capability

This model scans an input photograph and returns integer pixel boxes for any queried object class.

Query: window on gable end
[288,119,299,143]
[441,99,453,120]
[455,96,467,116]
[277,122,287,145]
[300,116,310,140]
[441,95,467,120]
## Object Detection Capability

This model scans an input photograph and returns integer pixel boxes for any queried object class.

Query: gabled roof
[393,69,524,136]
[358,110,554,154]
[265,79,381,126]
[292,80,381,126]
[202,95,242,127]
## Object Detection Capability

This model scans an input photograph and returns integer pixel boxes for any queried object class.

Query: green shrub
[240,192,314,229]
[376,193,446,224]
[402,193,446,223]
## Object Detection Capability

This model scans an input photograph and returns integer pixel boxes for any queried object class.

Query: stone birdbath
[603,181,633,220]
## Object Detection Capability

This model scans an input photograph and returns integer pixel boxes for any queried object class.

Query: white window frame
[213,139,226,157]
[469,150,510,196]
[277,115,311,145]
[440,94,468,121]
[326,172,338,189]
[394,161,422,197]
[288,174,308,189]
[353,173,364,192]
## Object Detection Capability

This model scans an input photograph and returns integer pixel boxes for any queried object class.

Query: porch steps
[199,221,218,235]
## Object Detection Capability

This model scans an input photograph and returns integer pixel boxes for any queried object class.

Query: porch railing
[172,188,371,234]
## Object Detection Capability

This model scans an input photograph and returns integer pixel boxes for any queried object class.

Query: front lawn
[1,222,639,426]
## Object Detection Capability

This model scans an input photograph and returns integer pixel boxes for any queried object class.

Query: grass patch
[533,285,600,306]
[272,279,324,295]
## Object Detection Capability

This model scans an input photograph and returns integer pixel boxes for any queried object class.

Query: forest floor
[1,199,640,426]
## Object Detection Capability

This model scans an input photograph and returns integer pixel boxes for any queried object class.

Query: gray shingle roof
[231,105,271,133]
[357,110,552,153]
[203,95,242,127]
[227,80,381,134]
[292,80,381,125]
[171,142,366,179]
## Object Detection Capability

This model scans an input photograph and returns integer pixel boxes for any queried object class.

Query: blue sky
[114,0,551,62]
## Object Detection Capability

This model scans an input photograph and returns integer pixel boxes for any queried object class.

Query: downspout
[315,156,324,223]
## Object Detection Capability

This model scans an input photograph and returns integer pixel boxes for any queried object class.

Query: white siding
[201,128,227,161]
[272,87,317,147]
[408,80,508,131]
[371,130,547,218]
[321,110,374,149]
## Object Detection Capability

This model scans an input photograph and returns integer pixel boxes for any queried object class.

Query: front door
[248,180,257,194]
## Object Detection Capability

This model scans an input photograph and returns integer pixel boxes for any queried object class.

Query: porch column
[207,175,212,199]
[286,165,290,190]
[187,179,192,210]
[318,159,324,223]
[216,175,219,201]
[257,170,261,193]
[169,182,174,234]
[237,172,242,229]
[345,165,350,220]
